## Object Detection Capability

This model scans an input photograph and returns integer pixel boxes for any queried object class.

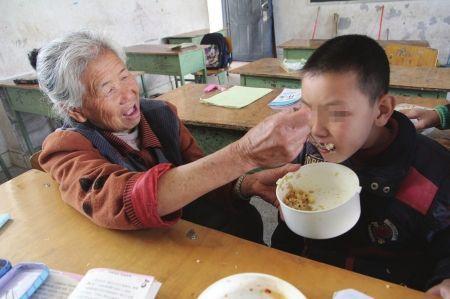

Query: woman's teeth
[124,106,136,116]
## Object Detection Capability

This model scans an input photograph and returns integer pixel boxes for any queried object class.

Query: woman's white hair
[36,30,126,124]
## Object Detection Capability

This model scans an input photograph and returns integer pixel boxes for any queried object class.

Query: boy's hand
[400,108,440,130]
[427,279,450,299]
[241,164,300,207]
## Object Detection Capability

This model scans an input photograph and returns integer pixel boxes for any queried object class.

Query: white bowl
[198,273,306,299]
[276,162,361,239]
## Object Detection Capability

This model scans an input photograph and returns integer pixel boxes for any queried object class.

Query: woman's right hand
[401,108,440,130]
[233,108,311,168]
[157,107,311,216]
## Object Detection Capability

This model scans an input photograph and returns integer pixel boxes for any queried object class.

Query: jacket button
[383,186,391,194]
[79,178,93,193]
[82,201,93,217]
[370,182,379,190]
[94,175,108,190]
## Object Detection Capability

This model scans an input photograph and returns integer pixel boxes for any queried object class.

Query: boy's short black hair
[302,34,390,102]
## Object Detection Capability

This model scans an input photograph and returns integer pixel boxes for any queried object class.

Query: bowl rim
[276,162,361,214]
[198,272,306,298]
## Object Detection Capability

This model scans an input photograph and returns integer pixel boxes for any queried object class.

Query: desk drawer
[283,49,314,60]
[6,87,53,117]
[167,38,193,44]
[127,54,181,75]
[390,88,447,99]
[242,76,300,89]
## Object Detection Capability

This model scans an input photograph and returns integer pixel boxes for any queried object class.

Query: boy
[271,35,450,294]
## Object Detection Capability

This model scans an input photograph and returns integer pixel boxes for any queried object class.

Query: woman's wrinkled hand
[241,163,301,207]
[427,279,450,299]
[400,108,440,130]
[233,108,311,169]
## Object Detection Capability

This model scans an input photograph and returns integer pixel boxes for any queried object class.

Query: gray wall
[0,0,210,167]
[273,0,450,64]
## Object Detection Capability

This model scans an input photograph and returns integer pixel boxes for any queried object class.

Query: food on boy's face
[308,134,335,153]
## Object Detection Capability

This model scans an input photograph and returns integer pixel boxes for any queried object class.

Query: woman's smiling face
[72,50,140,132]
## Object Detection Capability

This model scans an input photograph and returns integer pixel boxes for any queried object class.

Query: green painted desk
[125,44,207,88]
[390,65,450,98]
[155,83,277,154]
[230,58,450,98]
[229,58,301,89]
[155,84,449,154]
[166,28,227,44]
[279,38,430,60]
[0,78,52,154]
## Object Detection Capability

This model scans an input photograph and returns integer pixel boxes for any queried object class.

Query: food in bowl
[276,162,361,239]
[283,186,317,211]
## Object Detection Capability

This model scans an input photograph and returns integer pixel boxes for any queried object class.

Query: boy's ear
[374,94,395,127]
[68,107,88,123]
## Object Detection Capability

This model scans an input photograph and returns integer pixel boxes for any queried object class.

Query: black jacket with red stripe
[271,111,450,291]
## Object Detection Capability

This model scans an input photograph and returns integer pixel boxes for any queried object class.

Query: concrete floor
[0,165,28,184]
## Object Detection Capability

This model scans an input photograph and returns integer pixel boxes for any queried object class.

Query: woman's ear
[374,94,395,127]
[67,107,87,123]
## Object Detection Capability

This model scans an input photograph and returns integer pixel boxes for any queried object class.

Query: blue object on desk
[0,263,49,298]
[0,259,11,279]
[0,213,10,229]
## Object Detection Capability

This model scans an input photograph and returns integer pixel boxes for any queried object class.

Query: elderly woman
[36,31,310,242]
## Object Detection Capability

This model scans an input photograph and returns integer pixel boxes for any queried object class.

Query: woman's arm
[156,109,310,216]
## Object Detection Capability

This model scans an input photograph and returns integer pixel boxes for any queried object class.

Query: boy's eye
[330,111,350,117]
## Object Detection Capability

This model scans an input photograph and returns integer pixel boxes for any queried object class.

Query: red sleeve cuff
[123,163,181,228]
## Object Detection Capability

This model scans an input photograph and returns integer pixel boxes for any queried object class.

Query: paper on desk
[269,88,301,107]
[333,289,373,299]
[0,213,10,229]
[32,270,82,299]
[200,86,272,109]
[69,268,161,299]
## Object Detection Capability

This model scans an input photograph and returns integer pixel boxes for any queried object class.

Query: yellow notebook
[200,86,273,109]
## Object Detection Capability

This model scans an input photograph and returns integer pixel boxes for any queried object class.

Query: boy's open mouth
[308,135,336,153]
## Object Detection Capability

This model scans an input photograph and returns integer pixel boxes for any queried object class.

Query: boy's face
[301,71,381,163]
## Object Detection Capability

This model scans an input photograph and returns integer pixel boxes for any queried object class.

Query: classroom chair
[0,154,11,179]
[193,36,233,85]
[384,44,439,67]
[29,150,44,171]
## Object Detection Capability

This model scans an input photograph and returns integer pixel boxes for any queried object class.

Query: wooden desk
[390,65,450,98]
[230,58,450,98]
[230,58,301,89]
[279,38,430,60]
[125,44,207,87]
[156,83,278,154]
[0,71,147,154]
[166,28,227,44]
[0,170,432,299]
[156,84,449,153]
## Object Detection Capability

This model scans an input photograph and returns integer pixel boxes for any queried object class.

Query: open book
[31,268,161,299]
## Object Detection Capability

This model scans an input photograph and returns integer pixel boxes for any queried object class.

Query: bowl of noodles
[276,162,361,239]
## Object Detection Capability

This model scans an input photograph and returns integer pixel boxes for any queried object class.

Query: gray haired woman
[36,31,311,241]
